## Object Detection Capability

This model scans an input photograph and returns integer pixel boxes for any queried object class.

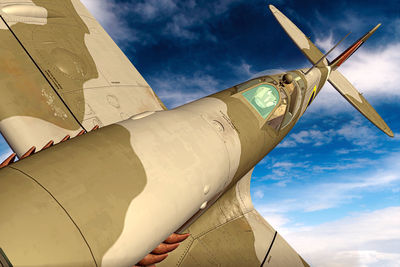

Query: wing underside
[159,169,309,267]
[0,0,165,157]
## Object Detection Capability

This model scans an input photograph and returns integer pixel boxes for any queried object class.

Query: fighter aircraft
[0,1,393,266]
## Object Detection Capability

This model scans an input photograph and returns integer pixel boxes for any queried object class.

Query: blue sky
[1,0,400,266]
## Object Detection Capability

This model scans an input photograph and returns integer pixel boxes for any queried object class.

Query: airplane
[0,1,393,266]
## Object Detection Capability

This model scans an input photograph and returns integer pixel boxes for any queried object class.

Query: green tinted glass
[242,84,279,119]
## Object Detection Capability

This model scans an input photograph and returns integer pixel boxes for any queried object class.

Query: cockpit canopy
[236,72,304,132]
[242,84,280,119]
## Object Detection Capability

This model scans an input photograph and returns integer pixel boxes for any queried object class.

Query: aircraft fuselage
[0,65,328,265]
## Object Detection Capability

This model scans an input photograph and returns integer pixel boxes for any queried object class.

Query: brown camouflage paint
[1,124,147,266]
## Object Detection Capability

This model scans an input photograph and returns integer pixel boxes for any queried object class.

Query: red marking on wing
[335,40,363,67]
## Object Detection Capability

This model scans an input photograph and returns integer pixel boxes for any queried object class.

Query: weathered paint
[0,16,83,155]
[158,169,270,266]
[0,0,48,28]
[103,98,241,265]
[2,124,147,266]
[0,3,393,267]
[0,167,96,266]
[0,0,165,157]
[329,70,393,137]
[269,5,328,67]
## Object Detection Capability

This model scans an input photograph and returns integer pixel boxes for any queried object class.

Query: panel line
[260,231,277,267]
[0,15,87,132]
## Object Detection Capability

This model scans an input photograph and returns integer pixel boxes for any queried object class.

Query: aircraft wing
[158,169,309,267]
[269,5,327,67]
[0,0,165,157]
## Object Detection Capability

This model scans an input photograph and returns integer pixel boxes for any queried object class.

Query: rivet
[204,185,210,195]
[212,120,224,132]
[200,202,208,210]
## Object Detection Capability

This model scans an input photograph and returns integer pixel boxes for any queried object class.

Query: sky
[1,0,399,266]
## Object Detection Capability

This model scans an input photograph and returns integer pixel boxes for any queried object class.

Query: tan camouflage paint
[1,124,147,266]
[263,234,309,267]
[269,5,328,67]
[159,168,308,266]
[270,4,393,137]
[155,69,322,266]
[158,169,270,266]
[2,0,98,122]
[0,56,321,267]
[102,97,242,265]
[1,64,318,265]
[209,69,323,188]
[0,0,165,156]
[0,14,83,155]
[329,70,393,136]
[0,67,319,267]
[0,3,392,267]
[0,167,95,266]
[69,0,165,129]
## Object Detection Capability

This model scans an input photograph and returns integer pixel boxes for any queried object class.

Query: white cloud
[261,172,399,213]
[312,158,373,172]
[315,32,338,55]
[132,0,177,21]
[336,119,379,146]
[165,14,199,40]
[261,212,290,230]
[82,0,241,42]
[0,148,13,164]
[152,72,220,108]
[257,152,400,213]
[306,41,400,118]
[282,207,400,267]
[277,128,337,148]
[277,116,384,149]
[251,68,287,79]
[340,43,400,96]
[80,0,141,44]
[254,189,264,199]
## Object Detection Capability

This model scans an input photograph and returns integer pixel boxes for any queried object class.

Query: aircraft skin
[0,1,393,267]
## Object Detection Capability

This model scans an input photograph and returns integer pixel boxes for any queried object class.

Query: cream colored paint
[0,116,81,156]
[235,168,276,262]
[0,0,48,28]
[69,1,163,129]
[300,68,321,116]
[329,69,363,103]
[179,97,242,184]
[80,85,163,130]
[71,0,95,19]
[269,5,310,50]
[320,65,331,90]
[102,98,241,266]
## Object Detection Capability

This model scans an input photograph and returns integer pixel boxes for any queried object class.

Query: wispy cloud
[307,41,400,117]
[278,116,382,149]
[256,151,400,216]
[82,0,242,43]
[151,72,221,108]
[81,0,139,44]
[132,0,177,21]
[253,189,265,199]
[0,148,13,163]
[283,207,400,267]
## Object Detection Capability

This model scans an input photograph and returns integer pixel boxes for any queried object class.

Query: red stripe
[336,40,363,67]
